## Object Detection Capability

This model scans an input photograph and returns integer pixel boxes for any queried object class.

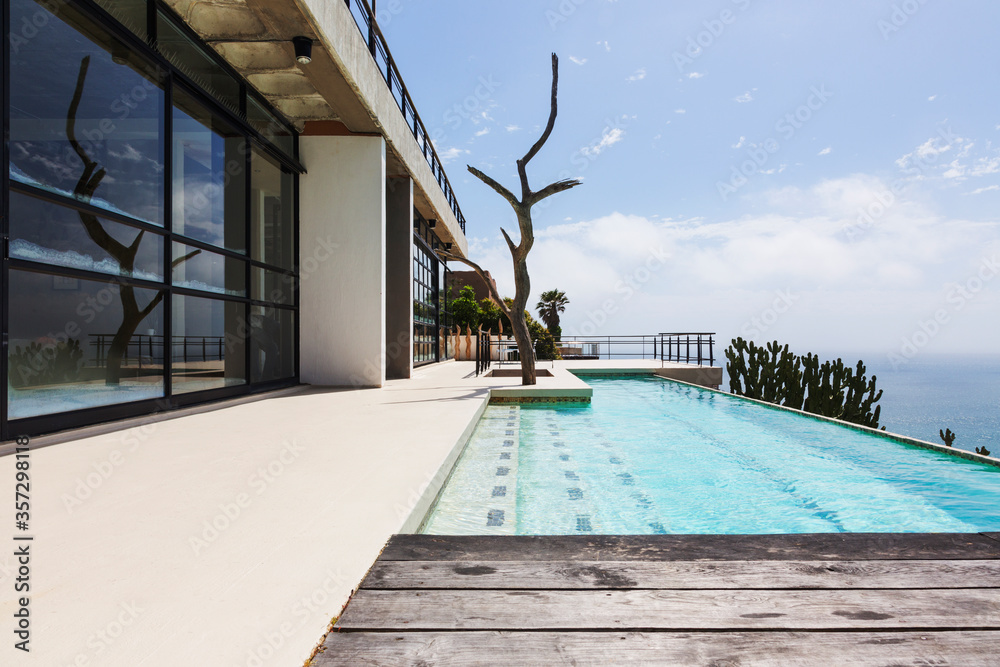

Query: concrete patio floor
[0,359,709,666]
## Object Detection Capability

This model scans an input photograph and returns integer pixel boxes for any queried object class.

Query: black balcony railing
[344,0,467,234]
[480,333,716,366]
[90,334,226,368]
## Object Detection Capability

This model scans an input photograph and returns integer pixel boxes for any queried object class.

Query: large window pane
[10,192,163,281]
[156,11,240,113]
[251,147,295,269]
[8,270,165,419]
[172,243,246,296]
[250,306,295,383]
[9,0,165,225]
[172,88,247,252]
[172,296,246,394]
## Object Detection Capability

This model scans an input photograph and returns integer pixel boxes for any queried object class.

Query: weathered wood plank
[384,533,1000,561]
[362,558,1000,590]
[314,630,1000,667]
[334,588,1000,631]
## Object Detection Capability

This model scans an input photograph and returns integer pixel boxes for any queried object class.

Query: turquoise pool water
[421,376,1000,535]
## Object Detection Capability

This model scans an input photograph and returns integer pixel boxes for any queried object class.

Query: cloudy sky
[381,0,1000,359]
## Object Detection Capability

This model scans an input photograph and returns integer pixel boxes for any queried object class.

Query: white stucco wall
[299,135,386,387]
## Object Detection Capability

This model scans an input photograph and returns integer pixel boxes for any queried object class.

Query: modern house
[2,0,467,439]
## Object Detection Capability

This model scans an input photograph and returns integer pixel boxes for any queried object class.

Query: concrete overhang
[163,0,468,257]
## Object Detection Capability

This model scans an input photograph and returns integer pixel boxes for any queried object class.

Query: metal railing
[475,330,492,377]
[344,0,467,234]
[476,332,716,367]
[90,334,227,368]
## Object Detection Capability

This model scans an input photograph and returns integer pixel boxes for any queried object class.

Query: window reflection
[172,296,246,393]
[251,147,295,270]
[172,89,247,252]
[8,0,165,225]
[250,306,295,383]
[8,270,165,419]
[171,242,246,296]
[10,192,164,281]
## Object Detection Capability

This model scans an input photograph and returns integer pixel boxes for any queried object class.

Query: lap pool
[419,375,1000,535]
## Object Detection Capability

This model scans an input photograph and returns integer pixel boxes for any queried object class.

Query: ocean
[722,353,1000,456]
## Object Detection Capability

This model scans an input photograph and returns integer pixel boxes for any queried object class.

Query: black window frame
[2,0,303,438]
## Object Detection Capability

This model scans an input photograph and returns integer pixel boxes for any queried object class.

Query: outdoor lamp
[293,36,313,65]
[427,219,437,228]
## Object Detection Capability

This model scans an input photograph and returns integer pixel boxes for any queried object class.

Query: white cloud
[735,91,754,103]
[627,68,646,82]
[474,127,490,137]
[732,136,746,149]
[580,127,625,157]
[505,124,520,133]
[688,72,705,79]
[438,147,469,164]
[818,146,832,156]
[597,40,611,52]
[674,109,686,114]
[928,95,938,101]
[467,175,1000,353]
[967,185,1000,195]
[569,56,588,65]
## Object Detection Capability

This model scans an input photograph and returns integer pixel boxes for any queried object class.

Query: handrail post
[697,334,702,366]
[709,336,714,366]
[686,336,690,364]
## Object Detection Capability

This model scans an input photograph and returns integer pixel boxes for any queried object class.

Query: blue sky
[380,0,1000,360]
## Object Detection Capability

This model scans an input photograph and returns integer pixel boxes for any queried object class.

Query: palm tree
[536,289,569,338]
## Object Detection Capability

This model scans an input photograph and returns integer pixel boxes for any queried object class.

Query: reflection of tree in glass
[68,56,198,385]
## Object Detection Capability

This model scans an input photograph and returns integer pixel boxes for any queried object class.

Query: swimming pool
[420,375,1000,535]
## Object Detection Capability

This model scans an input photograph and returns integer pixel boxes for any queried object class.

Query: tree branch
[467,165,520,208]
[528,178,582,206]
[67,57,95,171]
[516,53,559,199]
[437,251,512,320]
[499,227,519,256]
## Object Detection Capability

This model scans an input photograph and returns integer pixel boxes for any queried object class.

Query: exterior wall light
[444,242,453,251]
[427,219,437,228]
[293,36,313,65]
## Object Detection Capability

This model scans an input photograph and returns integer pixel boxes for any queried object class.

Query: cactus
[976,446,991,457]
[726,339,883,429]
[939,428,956,447]
[9,338,84,388]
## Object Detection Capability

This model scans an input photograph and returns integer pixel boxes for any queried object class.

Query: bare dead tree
[68,57,199,385]
[441,53,580,385]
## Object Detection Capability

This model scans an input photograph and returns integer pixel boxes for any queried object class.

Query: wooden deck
[314,533,1000,666]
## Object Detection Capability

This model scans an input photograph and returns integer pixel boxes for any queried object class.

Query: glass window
[248,97,295,158]
[172,88,247,252]
[93,0,149,41]
[251,267,295,305]
[250,306,295,383]
[172,243,246,296]
[8,0,165,225]
[10,192,163,281]
[156,11,241,113]
[172,296,246,394]
[251,147,295,269]
[8,270,165,419]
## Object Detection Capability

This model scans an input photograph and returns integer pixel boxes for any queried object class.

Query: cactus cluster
[939,428,956,447]
[9,338,84,388]
[725,338,883,429]
[976,445,992,457]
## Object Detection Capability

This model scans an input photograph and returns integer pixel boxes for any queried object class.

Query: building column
[299,135,386,387]
[385,177,413,380]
